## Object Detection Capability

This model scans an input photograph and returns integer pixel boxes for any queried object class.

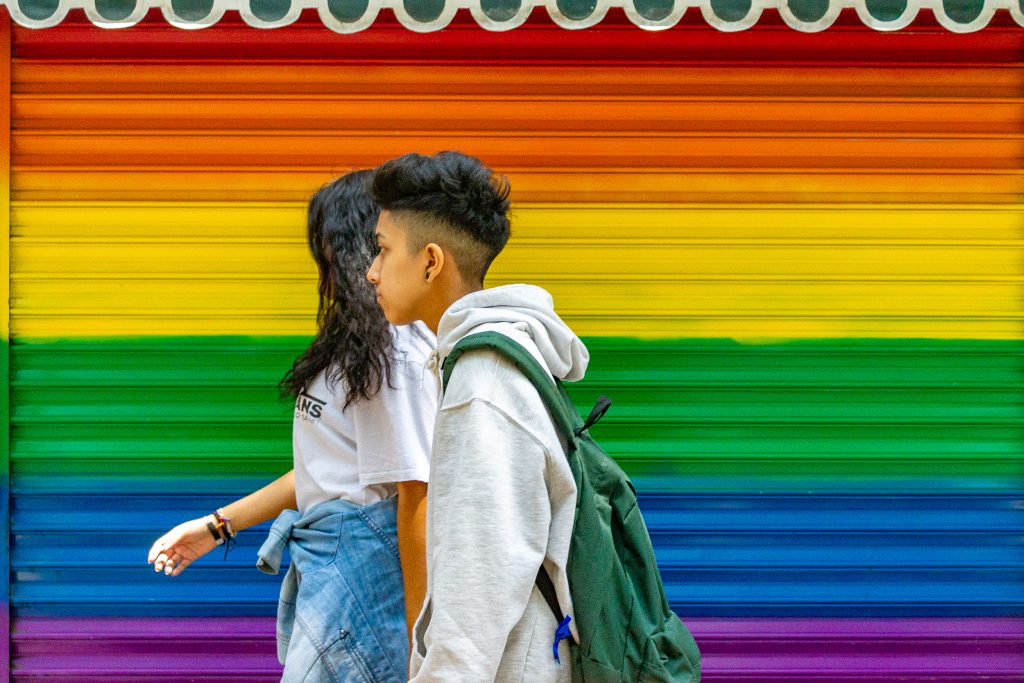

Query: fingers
[163,552,182,576]
[170,556,192,577]
[152,550,183,576]
[147,537,167,564]
[152,552,183,573]
[149,518,211,576]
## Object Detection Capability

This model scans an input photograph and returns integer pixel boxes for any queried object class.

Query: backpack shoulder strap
[441,331,580,444]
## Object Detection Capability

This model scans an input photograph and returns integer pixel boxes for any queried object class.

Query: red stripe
[11,9,1024,64]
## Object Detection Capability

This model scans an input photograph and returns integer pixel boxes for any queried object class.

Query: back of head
[281,169,393,406]
[370,151,511,284]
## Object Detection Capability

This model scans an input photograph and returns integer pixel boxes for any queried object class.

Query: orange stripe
[15,133,1020,169]
[13,169,1021,204]
[14,63,1022,98]
[15,96,1023,135]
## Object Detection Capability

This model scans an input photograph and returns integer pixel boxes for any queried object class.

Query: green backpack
[442,332,701,683]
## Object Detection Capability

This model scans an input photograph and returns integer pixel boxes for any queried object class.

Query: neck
[424,280,482,335]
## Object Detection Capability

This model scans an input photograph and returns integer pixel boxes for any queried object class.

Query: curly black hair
[280,170,393,407]
[370,151,511,282]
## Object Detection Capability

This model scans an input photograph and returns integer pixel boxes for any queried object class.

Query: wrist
[215,507,236,539]
[205,509,236,547]
[204,514,225,546]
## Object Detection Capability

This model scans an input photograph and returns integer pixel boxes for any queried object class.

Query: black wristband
[206,519,224,546]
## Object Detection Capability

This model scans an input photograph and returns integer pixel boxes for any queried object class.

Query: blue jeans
[257,497,409,683]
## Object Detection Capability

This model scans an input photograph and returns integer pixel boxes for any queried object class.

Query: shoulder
[348,323,437,410]
[391,321,436,365]
[442,342,564,450]
[443,346,539,403]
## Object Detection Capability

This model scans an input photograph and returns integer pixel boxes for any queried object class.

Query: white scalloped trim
[3,0,1020,31]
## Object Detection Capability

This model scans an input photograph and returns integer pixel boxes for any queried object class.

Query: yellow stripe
[14,202,1024,240]
[11,203,1024,340]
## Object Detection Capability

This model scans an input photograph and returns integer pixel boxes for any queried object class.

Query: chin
[382,309,409,326]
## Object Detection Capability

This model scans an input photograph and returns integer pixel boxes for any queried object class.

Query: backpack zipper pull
[553,615,572,663]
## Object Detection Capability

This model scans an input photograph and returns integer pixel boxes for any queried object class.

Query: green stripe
[10,336,1024,493]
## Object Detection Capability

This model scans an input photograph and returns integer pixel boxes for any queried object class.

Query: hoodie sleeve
[411,395,553,682]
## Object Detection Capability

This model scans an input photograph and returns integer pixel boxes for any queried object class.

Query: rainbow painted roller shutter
[1,19,10,682]
[6,13,1024,681]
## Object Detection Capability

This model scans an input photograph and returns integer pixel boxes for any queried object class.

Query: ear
[423,243,445,283]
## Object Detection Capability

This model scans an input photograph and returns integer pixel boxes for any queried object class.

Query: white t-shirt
[292,321,438,513]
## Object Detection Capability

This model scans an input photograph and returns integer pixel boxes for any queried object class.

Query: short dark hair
[370,151,511,283]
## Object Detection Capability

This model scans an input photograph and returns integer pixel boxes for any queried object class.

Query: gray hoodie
[409,284,588,683]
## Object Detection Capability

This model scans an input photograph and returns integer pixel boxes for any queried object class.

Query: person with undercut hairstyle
[366,151,587,682]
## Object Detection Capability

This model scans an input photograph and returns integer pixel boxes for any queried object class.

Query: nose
[366,254,381,286]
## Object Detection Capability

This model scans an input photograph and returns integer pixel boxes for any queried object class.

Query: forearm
[219,470,297,533]
[396,480,428,647]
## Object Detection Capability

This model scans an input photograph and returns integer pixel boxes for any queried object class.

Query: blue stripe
[10,493,1023,618]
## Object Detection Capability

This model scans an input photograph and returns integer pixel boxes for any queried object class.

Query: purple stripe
[17,616,1024,636]
[11,617,1024,681]
[14,616,273,638]
[12,679,282,683]
[0,601,8,683]
[687,617,1024,638]
[15,616,1024,638]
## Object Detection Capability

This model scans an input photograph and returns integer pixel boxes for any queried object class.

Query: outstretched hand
[148,516,219,577]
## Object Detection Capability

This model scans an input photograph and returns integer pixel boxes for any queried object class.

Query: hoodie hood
[436,284,589,382]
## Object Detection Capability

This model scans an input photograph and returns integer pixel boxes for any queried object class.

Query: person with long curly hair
[147,170,436,683]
